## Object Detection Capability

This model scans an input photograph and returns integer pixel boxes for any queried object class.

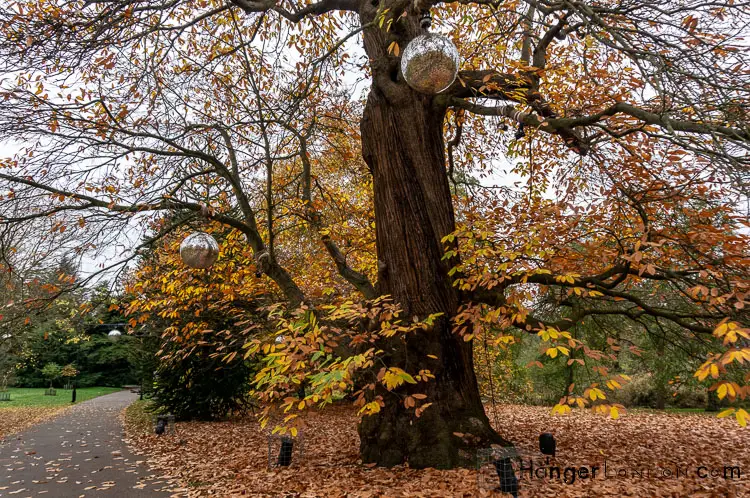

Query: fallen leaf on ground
[124,404,750,497]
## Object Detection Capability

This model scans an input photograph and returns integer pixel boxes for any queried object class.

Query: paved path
[0,391,175,498]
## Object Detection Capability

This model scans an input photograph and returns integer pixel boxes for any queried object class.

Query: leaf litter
[124,404,749,497]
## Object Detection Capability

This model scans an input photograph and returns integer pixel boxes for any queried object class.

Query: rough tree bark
[357,6,507,468]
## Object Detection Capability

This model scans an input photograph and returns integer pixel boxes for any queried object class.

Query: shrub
[672,385,707,408]
[150,343,256,421]
[610,373,656,408]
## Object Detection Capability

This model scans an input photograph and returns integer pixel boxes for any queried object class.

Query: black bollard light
[277,436,294,466]
[71,384,77,404]
[155,416,167,436]
[539,432,556,458]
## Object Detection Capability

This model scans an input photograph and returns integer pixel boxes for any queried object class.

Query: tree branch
[447,71,530,101]
[285,123,378,299]
[449,98,589,154]
[230,0,358,21]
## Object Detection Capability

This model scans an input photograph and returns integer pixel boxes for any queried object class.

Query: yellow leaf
[717,408,735,418]
[714,322,729,337]
[587,388,606,401]
[610,406,619,419]
[358,401,381,415]
[694,361,711,381]
[382,368,404,390]
[607,379,622,390]
[290,427,298,437]
[551,403,571,416]
[710,363,719,379]
[736,409,748,427]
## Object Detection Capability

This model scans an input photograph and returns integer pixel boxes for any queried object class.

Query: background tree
[7,263,140,387]
[40,362,62,389]
[60,363,78,380]
[0,0,748,468]
[0,337,17,390]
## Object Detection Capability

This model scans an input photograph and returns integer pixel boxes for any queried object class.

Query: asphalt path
[0,390,176,497]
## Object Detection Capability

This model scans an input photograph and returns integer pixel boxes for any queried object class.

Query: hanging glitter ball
[179,232,219,269]
[401,16,459,95]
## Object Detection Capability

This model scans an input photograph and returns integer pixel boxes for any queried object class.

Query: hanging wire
[483,330,501,430]
[200,263,210,315]
[419,11,432,30]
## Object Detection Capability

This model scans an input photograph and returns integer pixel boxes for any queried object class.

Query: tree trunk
[357,19,507,466]
[654,384,666,410]
[706,389,720,412]
[653,335,666,410]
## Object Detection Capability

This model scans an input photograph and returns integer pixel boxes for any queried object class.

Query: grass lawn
[0,386,122,408]
[630,406,713,416]
[0,387,123,439]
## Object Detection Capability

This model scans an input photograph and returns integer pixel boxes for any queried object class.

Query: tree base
[358,400,510,469]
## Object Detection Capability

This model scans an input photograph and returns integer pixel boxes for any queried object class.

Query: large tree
[0,0,748,468]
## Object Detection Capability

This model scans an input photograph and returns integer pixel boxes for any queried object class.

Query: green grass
[0,387,122,408]
[631,406,712,416]
[665,407,711,414]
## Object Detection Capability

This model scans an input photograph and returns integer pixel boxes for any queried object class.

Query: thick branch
[447,71,530,100]
[558,102,750,143]
[230,0,358,21]
[450,99,589,154]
